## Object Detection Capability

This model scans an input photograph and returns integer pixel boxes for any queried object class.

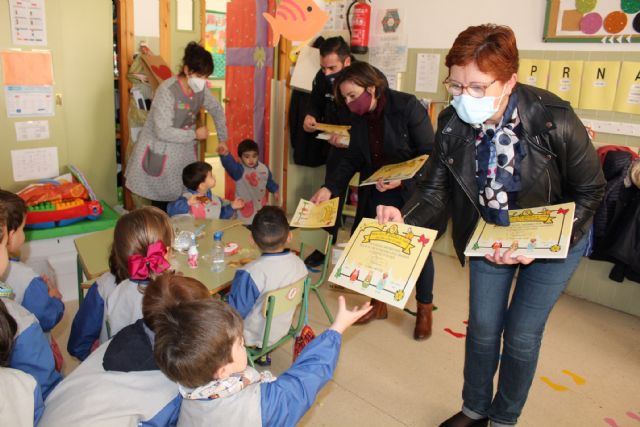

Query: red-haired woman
[377,25,604,426]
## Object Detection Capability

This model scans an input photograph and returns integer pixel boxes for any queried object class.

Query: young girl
[67,206,173,361]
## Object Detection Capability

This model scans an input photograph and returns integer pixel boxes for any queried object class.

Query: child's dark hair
[237,139,259,157]
[154,299,243,387]
[251,206,289,251]
[181,41,214,77]
[319,36,351,62]
[0,204,7,243]
[108,206,174,283]
[0,190,27,233]
[143,273,210,332]
[0,299,17,366]
[182,161,213,192]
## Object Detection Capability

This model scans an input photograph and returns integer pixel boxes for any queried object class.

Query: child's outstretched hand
[217,143,230,156]
[42,275,63,300]
[231,198,245,210]
[329,296,372,334]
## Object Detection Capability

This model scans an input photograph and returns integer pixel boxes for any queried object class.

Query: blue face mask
[451,85,507,125]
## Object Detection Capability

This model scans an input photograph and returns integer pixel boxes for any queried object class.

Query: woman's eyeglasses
[443,79,497,98]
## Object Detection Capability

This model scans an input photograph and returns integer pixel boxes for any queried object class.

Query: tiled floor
[53,252,640,426]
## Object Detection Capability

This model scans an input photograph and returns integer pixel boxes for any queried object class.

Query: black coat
[324,88,435,229]
[402,84,606,265]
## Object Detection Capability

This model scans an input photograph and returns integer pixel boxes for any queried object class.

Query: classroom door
[223,0,275,200]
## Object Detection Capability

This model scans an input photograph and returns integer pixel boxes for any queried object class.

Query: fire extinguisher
[347,0,371,54]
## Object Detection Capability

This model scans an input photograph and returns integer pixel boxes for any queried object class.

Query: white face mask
[187,77,207,93]
[451,84,507,125]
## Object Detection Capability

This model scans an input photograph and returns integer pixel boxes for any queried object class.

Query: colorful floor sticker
[561,369,586,385]
[444,328,466,338]
[540,376,570,392]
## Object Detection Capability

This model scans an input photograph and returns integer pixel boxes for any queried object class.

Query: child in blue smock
[153,296,372,427]
[227,206,307,365]
[41,273,211,427]
[67,206,173,361]
[0,190,64,333]
[218,139,279,224]
[167,161,244,219]
[0,205,57,410]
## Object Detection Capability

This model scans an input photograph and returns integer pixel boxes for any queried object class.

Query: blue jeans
[462,236,588,425]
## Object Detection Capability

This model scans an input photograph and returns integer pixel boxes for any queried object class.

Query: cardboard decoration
[140,55,173,91]
[262,0,328,44]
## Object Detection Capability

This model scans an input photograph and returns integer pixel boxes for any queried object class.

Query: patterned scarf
[474,93,525,226]
[179,367,276,400]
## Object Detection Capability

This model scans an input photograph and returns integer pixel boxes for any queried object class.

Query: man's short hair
[319,36,350,62]
[182,162,213,192]
[251,206,289,251]
[153,299,244,388]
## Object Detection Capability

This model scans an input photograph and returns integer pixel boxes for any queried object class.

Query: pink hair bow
[128,240,170,280]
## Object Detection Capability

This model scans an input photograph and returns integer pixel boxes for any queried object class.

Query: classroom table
[74,218,264,301]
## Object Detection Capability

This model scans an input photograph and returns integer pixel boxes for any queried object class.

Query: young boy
[167,161,244,219]
[0,204,61,402]
[40,273,211,427]
[227,206,307,364]
[218,139,279,223]
[0,190,64,333]
[154,296,371,427]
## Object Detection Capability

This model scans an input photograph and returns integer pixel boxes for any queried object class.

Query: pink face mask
[347,90,373,115]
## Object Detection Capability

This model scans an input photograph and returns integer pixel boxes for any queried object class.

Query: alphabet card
[548,60,584,107]
[518,59,550,89]
[464,203,575,259]
[579,61,620,111]
[613,61,640,115]
[329,219,437,309]
[289,197,339,228]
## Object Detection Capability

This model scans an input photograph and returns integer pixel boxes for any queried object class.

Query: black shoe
[439,411,489,427]
[304,250,325,268]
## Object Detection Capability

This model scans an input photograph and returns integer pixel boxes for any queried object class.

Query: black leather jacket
[402,84,606,265]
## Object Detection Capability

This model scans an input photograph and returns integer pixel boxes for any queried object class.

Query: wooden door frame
[119,0,171,210]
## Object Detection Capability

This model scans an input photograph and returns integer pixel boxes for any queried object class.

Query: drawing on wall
[544,0,640,43]
[205,10,226,80]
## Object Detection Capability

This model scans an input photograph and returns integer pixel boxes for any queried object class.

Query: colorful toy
[17,165,103,229]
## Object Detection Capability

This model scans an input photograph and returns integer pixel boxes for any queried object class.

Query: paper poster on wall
[290,45,320,92]
[177,0,193,31]
[548,60,584,107]
[372,7,403,34]
[4,85,54,117]
[368,34,408,75]
[205,10,226,80]
[14,120,49,141]
[415,53,440,94]
[9,0,47,46]
[11,147,59,182]
[579,61,621,111]
[518,59,550,89]
[1,50,54,85]
[613,62,640,114]
[318,0,349,32]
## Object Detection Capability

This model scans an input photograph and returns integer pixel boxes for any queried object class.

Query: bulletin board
[204,10,226,79]
[544,0,640,43]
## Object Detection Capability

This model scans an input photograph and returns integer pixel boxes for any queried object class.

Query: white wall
[373,0,639,52]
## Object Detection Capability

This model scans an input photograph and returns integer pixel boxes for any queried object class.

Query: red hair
[445,24,519,82]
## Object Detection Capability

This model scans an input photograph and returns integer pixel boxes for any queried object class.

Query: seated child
[0,298,44,426]
[154,296,372,426]
[0,190,64,333]
[68,206,173,361]
[227,206,307,363]
[218,139,279,224]
[40,273,211,427]
[167,161,244,219]
[0,205,61,402]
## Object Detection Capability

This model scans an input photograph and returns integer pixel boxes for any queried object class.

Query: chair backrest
[262,276,306,318]
[297,228,331,256]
